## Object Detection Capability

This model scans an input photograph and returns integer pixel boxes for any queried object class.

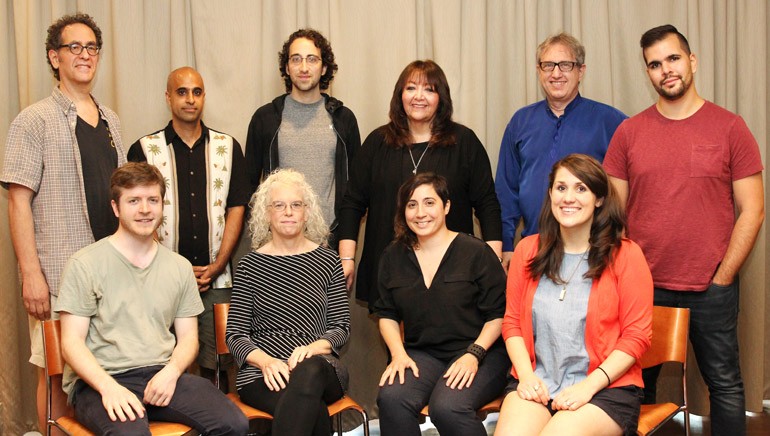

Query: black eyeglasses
[58,42,101,56]
[539,61,580,72]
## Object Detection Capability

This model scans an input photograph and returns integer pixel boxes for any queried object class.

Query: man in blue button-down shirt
[495,33,626,270]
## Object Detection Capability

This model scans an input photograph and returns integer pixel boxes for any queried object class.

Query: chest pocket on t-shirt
[690,144,723,178]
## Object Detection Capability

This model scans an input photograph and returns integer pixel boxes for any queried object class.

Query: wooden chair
[42,320,194,436]
[213,303,370,436]
[420,395,504,418]
[636,306,690,436]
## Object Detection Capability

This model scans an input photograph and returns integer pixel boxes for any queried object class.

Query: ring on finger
[533,384,540,391]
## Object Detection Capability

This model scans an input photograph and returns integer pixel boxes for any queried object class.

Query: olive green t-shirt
[56,238,203,397]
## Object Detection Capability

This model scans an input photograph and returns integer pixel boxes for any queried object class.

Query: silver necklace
[408,145,430,175]
[559,251,588,301]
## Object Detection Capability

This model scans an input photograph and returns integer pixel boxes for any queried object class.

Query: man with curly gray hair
[1,13,125,431]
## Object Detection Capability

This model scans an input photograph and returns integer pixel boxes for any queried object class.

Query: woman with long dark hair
[495,154,653,436]
[337,60,502,309]
[375,173,508,436]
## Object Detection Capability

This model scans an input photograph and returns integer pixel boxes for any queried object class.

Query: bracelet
[340,257,355,261]
[466,343,487,362]
[596,366,611,386]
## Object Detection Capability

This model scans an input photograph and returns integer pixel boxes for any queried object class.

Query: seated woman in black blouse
[225,169,350,436]
[374,173,509,436]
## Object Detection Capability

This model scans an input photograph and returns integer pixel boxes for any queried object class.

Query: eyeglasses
[58,42,101,56]
[539,61,580,72]
[289,54,321,66]
[269,201,305,212]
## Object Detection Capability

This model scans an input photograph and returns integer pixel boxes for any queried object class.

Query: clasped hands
[517,375,594,411]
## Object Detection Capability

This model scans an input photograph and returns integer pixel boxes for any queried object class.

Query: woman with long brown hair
[495,154,653,436]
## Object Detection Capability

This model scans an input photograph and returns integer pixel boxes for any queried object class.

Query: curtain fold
[1,1,766,433]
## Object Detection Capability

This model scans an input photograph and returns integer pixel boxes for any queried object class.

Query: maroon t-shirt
[604,102,763,291]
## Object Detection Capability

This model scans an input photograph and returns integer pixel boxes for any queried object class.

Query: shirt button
[193,235,198,239]
[191,193,195,197]
[190,171,194,175]
[192,213,197,218]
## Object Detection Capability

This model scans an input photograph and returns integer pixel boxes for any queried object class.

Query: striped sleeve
[226,253,260,369]
[321,257,350,354]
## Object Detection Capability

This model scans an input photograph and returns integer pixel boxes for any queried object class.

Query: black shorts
[503,377,644,436]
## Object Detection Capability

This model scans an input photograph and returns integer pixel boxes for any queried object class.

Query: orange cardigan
[502,235,653,388]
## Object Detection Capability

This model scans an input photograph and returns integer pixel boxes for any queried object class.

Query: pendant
[559,287,566,301]
[412,168,417,174]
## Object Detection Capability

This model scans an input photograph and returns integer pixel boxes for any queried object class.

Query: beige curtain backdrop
[0,0,767,433]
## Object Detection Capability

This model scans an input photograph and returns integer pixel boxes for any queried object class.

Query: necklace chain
[408,145,430,175]
[559,251,588,301]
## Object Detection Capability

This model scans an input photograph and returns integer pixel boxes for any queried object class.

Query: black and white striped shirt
[226,246,350,389]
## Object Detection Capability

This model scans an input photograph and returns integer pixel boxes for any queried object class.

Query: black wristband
[466,343,487,362]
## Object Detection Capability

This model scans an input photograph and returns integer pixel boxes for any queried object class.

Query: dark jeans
[642,283,745,436]
[238,356,344,436]
[377,346,509,436]
[72,365,249,435]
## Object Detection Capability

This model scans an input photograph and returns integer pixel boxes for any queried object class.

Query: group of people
[1,10,763,436]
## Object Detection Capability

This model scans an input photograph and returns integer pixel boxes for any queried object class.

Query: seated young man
[55,162,248,435]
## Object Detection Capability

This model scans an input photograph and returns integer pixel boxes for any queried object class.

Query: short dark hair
[640,24,691,61]
[393,173,450,248]
[528,154,626,283]
[110,162,166,203]
[45,13,103,81]
[382,60,456,148]
[278,29,337,93]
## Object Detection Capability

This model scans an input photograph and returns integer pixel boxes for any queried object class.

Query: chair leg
[336,412,343,436]
[359,408,370,436]
[684,410,690,436]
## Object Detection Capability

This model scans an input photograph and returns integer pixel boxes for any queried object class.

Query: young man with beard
[245,29,360,250]
[604,25,764,435]
[55,163,248,435]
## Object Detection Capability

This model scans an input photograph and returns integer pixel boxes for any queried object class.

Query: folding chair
[636,306,690,436]
[42,319,194,436]
[213,303,370,436]
[420,395,504,419]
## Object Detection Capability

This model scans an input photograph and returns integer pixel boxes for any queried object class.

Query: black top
[76,116,119,241]
[128,122,251,266]
[374,233,506,361]
[244,93,360,242]
[338,122,502,307]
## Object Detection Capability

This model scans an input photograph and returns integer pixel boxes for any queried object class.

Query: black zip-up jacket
[244,93,361,242]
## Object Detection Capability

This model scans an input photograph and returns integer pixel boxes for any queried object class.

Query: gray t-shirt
[55,238,203,398]
[279,96,337,226]
[532,252,592,396]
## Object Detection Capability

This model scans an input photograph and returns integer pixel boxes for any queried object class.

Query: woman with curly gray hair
[226,169,351,435]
